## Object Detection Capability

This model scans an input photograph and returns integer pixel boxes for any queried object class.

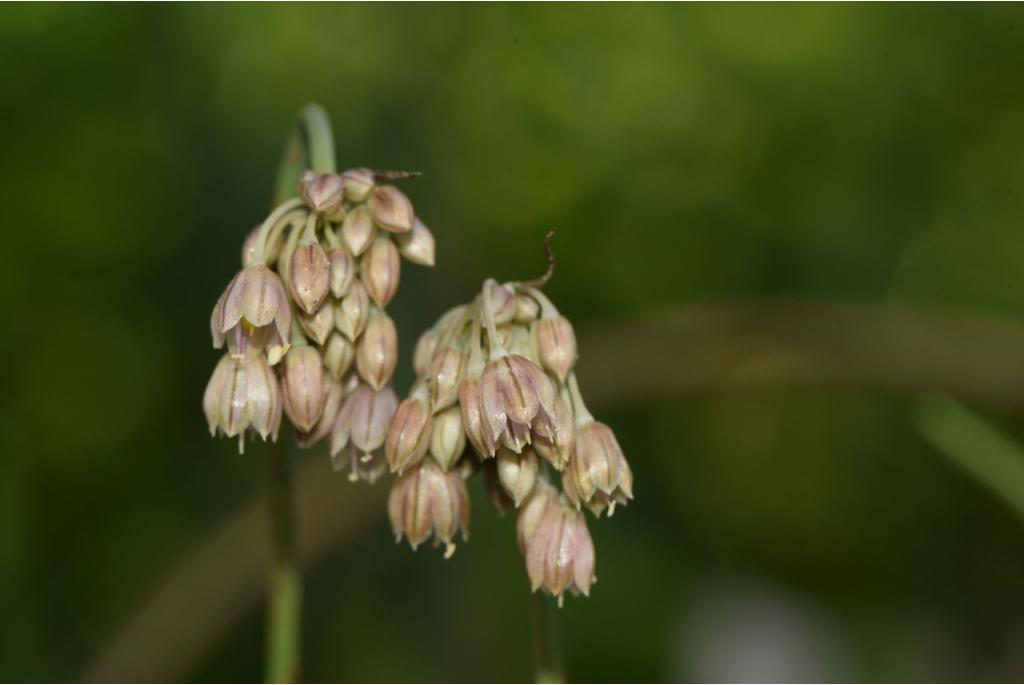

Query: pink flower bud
[298,303,334,346]
[386,396,433,474]
[497,447,539,507]
[340,167,375,203]
[328,247,355,298]
[516,479,558,553]
[334,281,370,341]
[388,458,470,557]
[413,329,438,378]
[429,346,465,410]
[536,315,577,383]
[570,420,633,516]
[514,293,541,324]
[341,207,376,256]
[361,236,401,307]
[299,171,345,217]
[346,384,398,456]
[241,226,260,267]
[296,378,343,448]
[323,333,354,380]
[430,406,467,471]
[396,217,436,266]
[485,281,516,325]
[289,242,331,315]
[459,376,497,458]
[524,499,595,601]
[355,313,398,390]
[280,346,328,432]
[369,185,414,233]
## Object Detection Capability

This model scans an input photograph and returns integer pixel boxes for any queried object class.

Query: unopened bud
[289,242,331,315]
[241,225,285,267]
[430,406,466,471]
[485,281,516,325]
[281,346,328,432]
[334,281,370,341]
[524,500,595,600]
[299,171,345,217]
[514,293,541,323]
[328,247,355,298]
[459,376,496,457]
[361,236,401,307]
[429,346,465,410]
[396,217,436,266]
[296,378,343,448]
[341,207,376,256]
[413,329,438,378]
[241,226,260,267]
[298,303,334,345]
[341,167,375,203]
[350,384,398,456]
[497,447,539,507]
[355,312,398,390]
[388,458,470,557]
[536,315,577,383]
[323,333,355,380]
[516,479,558,553]
[386,395,433,474]
[369,185,414,233]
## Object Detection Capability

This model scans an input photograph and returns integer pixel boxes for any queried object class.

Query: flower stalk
[266,440,300,684]
[264,103,336,683]
[530,591,565,684]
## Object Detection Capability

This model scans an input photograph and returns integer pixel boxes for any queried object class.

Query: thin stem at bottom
[265,441,301,683]
[530,592,565,684]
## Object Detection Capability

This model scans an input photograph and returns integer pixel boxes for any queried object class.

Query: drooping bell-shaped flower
[211,264,291,365]
[388,458,470,557]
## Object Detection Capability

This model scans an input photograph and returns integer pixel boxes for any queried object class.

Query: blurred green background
[4,3,1024,682]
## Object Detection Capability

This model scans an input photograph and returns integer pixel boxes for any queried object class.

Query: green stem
[530,592,565,683]
[265,441,300,683]
[273,103,338,205]
[264,103,337,684]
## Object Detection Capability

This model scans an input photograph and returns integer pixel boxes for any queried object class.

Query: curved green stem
[530,592,565,683]
[265,103,337,684]
[274,104,338,204]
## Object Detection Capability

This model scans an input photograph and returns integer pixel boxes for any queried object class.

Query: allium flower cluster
[385,275,634,603]
[204,168,435,474]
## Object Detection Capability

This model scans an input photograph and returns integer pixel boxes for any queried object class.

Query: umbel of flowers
[385,257,634,604]
[203,168,435,484]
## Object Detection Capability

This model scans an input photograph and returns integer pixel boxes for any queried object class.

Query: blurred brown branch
[86,299,1024,681]
[577,300,1024,409]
